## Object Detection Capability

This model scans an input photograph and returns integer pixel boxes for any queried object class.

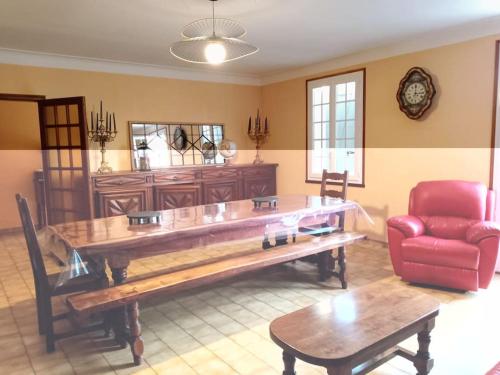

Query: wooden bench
[66,231,365,365]
[270,282,440,375]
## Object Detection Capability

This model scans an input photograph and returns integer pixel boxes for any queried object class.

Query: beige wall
[0,101,42,229]
[0,34,498,236]
[0,64,261,229]
[262,35,498,240]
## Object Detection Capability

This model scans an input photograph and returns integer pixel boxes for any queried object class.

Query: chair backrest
[320,170,348,200]
[408,180,491,220]
[16,194,49,291]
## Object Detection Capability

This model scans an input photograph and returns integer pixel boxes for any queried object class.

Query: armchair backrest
[409,180,492,220]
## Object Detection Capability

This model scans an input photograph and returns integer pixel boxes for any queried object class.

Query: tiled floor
[0,233,499,375]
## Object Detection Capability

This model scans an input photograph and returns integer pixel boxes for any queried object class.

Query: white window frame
[306,69,365,185]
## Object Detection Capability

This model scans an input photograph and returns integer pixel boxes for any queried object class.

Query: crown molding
[0,48,263,86]
[261,15,500,85]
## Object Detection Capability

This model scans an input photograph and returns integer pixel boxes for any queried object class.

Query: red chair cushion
[420,216,478,240]
[401,236,480,270]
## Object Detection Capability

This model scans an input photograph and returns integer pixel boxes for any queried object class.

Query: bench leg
[127,301,144,366]
[282,351,296,375]
[413,319,435,375]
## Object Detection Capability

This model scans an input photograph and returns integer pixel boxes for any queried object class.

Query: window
[307,69,365,185]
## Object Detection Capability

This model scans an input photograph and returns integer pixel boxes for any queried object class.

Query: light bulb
[205,41,226,65]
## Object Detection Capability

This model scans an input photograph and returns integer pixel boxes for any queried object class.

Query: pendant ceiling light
[170,0,258,65]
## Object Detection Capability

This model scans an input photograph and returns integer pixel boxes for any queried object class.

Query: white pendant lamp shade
[170,1,258,65]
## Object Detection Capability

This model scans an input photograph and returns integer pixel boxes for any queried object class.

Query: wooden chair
[298,170,349,284]
[15,194,108,352]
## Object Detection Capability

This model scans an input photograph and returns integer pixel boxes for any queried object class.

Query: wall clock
[397,67,436,120]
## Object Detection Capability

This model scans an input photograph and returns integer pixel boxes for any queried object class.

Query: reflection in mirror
[129,122,224,170]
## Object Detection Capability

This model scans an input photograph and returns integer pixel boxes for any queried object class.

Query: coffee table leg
[338,246,347,289]
[414,319,435,375]
[282,351,296,375]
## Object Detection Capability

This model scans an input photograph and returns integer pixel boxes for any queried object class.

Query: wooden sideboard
[90,164,278,218]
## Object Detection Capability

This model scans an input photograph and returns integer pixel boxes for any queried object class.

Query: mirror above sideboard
[129,122,225,170]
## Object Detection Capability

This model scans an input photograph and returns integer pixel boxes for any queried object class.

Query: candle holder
[247,110,269,164]
[88,100,117,174]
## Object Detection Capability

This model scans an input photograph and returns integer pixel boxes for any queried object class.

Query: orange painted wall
[261,35,498,240]
[0,65,261,229]
[0,101,42,229]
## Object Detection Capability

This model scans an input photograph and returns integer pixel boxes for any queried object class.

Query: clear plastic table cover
[37,199,373,288]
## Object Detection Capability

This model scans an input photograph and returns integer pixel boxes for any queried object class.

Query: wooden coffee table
[270,282,440,375]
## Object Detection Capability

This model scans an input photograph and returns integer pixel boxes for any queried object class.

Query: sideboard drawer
[94,174,148,188]
[242,167,274,178]
[202,168,238,180]
[154,170,196,183]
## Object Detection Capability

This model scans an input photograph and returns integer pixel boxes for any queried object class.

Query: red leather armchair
[387,180,500,291]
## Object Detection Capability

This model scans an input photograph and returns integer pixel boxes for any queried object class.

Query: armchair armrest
[387,215,425,238]
[466,221,500,243]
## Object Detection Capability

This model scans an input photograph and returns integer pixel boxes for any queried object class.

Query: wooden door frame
[0,93,46,102]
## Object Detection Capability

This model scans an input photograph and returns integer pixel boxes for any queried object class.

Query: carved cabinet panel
[203,180,239,204]
[243,177,276,199]
[155,184,201,210]
[97,189,148,217]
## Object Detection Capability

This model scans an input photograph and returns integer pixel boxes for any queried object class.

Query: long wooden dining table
[46,194,363,360]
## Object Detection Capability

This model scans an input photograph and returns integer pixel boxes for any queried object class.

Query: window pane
[313,88,322,105]
[313,105,322,122]
[347,82,356,100]
[336,83,346,102]
[322,105,329,122]
[313,140,323,151]
[346,121,355,138]
[336,103,346,121]
[321,86,330,104]
[323,122,330,139]
[313,123,322,139]
[336,121,345,139]
[335,139,346,149]
[335,157,345,173]
[346,139,355,149]
[346,101,355,120]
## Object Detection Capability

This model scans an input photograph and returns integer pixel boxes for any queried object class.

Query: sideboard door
[97,189,149,217]
[243,177,276,199]
[155,184,201,210]
[203,180,239,204]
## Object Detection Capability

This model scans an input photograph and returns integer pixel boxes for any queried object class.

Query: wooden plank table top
[46,195,359,256]
[270,281,440,373]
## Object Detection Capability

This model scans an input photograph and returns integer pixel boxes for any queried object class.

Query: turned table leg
[414,319,435,375]
[110,266,129,348]
[282,351,296,375]
[338,246,347,289]
[128,301,144,365]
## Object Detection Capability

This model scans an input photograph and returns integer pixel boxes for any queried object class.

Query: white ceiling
[1,0,500,80]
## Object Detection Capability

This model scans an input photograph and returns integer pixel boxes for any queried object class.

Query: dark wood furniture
[46,195,363,364]
[299,169,349,286]
[270,282,440,375]
[38,96,92,225]
[67,231,365,365]
[15,194,108,353]
[90,163,277,217]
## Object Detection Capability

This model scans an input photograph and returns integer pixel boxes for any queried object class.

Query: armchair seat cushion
[401,236,480,270]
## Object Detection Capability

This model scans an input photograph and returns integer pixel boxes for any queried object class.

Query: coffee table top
[269,281,439,365]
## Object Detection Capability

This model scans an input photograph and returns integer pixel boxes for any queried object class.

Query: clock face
[404,82,426,105]
[397,67,436,120]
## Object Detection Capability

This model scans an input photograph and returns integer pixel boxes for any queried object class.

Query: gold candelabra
[88,101,117,174]
[247,110,269,164]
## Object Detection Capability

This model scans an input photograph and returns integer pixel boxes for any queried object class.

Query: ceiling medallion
[170,0,258,65]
